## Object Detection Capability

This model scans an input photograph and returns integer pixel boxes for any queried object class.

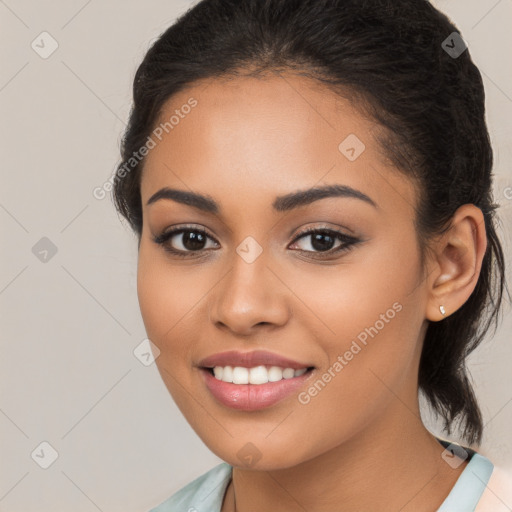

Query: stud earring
[440,305,446,316]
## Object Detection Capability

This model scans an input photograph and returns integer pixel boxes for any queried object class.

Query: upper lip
[198,350,314,370]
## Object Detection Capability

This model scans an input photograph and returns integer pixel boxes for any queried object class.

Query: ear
[425,204,487,322]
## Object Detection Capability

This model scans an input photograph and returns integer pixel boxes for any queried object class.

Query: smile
[210,365,309,384]
[199,366,315,411]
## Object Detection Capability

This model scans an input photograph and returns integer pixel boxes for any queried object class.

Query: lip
[198,350,313,370]
[199,367,315,411]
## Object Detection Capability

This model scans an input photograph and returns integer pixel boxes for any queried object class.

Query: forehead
[140,72,416,217]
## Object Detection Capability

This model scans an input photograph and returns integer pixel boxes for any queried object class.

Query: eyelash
[152,224,360,260]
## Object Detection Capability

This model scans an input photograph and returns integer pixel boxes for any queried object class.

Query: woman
[113,0,509,510]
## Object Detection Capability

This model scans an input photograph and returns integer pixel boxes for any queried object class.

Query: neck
[224,400,468,512]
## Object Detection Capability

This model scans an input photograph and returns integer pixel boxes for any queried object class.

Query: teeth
[249,365,269,384]
[233,366,249,384]
[283,368,295,379]
[212,365,309,384]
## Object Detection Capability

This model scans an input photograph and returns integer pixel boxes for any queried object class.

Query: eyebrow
[146,183,377,213]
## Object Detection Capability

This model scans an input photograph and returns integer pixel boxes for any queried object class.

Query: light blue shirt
[150,440,494,512]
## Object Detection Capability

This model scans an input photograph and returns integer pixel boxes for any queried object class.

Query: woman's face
[137,73,431,469]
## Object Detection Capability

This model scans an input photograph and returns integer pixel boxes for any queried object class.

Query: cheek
[283,226,421,354]
[137,243,203,346]
[136,244,206,415]
[136,248,197,403]
[137,253,171,342]
[238,303,421,469]
[317,232,423,394]
[250,236,424,458]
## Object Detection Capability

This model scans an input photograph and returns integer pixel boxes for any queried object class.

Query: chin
[200,432,315,471]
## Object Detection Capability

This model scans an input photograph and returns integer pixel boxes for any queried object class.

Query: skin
[137,72,487,512]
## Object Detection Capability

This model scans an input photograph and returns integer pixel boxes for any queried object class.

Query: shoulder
[148,462,233,512]
[475,464,512,512]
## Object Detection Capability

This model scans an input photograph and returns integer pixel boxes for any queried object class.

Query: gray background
[1,0,511,510]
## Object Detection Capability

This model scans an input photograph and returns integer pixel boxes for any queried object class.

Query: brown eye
[153,226,219,257]
[289,228,359,258]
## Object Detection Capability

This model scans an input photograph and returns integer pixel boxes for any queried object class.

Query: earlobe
[425,204,487,322]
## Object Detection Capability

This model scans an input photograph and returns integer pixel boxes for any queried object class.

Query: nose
[208,252,291,336]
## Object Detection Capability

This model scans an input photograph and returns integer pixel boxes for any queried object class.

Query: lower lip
[200,368,314,411]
